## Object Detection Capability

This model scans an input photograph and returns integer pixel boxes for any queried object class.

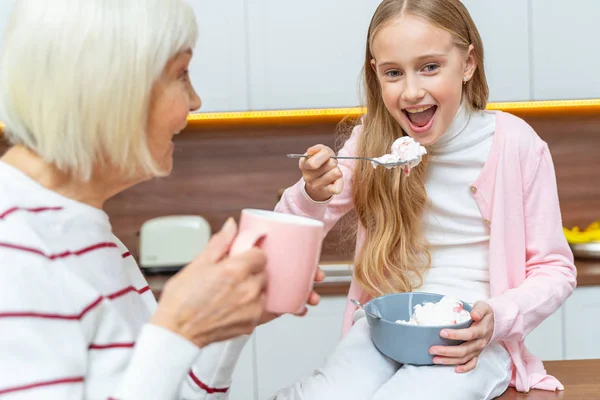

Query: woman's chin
[162,160,174,176]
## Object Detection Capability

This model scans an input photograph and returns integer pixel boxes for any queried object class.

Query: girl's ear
[463,44,477,81]
[370,58,377,73]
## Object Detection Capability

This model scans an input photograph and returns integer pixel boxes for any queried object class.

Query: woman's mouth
[403,105,437,133]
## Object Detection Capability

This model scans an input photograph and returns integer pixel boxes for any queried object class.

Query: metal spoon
[350,298,382,319]
[287,153,419,168]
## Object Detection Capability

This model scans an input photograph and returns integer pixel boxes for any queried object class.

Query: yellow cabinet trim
[2,98,600,132]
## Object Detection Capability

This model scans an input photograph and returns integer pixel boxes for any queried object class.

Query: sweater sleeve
[177,335,251,400]
[274,125,362,236]
[486,145,577,342]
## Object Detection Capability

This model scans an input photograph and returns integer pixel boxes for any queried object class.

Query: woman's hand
[429,302,495,373]
[152,218,268,348]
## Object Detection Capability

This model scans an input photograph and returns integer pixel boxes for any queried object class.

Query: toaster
[139,215,212,273]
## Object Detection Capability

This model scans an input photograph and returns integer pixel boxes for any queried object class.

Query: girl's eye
[385,70,401,78]
[423,64,439,73]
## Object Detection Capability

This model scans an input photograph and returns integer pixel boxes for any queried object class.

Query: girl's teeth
[406,105,433,114]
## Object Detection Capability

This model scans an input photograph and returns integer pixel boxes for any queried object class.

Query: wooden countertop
[576,259,600,286]
[145,271,352,299]
[498,359,600,399]
[146,259,600,299]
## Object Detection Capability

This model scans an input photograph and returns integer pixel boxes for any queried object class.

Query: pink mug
[229,209,324,314]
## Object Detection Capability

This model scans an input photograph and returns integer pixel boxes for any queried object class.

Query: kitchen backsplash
[2,111,598,262]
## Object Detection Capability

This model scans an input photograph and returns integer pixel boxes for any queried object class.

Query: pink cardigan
[275,111,577,393]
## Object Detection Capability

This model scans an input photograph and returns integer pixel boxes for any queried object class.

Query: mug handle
[229,229,268,255]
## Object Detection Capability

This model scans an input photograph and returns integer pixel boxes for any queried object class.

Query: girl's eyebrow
[377,52,448,68]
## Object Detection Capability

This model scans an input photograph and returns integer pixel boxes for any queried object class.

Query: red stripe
[0,206,63,220]
[0,296,103,321]
[138,286,150,295]
[89,342,135,350]
[0,376,83,396]
[78,297,104,318]
[121,251,132,258]
[0,241,118,260]
[107,285,150,300]
[0,242,45,257]
[188,371,229,394]
[0,283,150,321]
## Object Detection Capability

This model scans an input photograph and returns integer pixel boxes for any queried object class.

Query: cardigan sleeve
[274,125,361,236]
[487,144,577,342]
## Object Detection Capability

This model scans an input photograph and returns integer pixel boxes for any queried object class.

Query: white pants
[269,316,511,400]
[370,341,512,400]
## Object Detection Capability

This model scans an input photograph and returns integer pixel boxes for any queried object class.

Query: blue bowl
[364,292,473,366]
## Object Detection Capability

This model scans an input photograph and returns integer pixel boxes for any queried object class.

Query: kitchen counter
[498,359,600,399]
[145,262,353,299]
[145,259,600,299]
[576,259,600,286]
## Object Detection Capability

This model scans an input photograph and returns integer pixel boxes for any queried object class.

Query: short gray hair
[0,0,198,180]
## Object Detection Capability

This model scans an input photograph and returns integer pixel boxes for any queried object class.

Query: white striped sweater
[0,161,247,400]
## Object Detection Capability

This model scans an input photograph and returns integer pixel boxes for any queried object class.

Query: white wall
[0,1,11,38]
[246,0,381,110]
[530,0,600,100]
[199,0,600,109]
[463,0,531,102]
[188,0,250,112]
[1,0,599,113]
[0,0,249,114]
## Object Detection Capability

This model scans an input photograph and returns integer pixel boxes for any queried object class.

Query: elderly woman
[0,0,298,398]
[0,1,402,400]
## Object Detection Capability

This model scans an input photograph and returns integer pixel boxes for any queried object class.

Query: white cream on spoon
[371,136,427,176]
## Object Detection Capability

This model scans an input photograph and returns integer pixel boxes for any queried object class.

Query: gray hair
[0,0,198,180]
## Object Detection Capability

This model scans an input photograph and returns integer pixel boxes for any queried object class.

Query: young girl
[275,0,576,397]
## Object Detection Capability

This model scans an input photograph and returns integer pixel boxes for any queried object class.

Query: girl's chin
[397,125,435,146]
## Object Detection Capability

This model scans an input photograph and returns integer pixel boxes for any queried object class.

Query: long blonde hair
[352,0,488,297]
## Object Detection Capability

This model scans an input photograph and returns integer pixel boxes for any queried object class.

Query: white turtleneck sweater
[414,104,496,304]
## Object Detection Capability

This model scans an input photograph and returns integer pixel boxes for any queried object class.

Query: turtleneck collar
[430,102,469,152]
[429,102,494,155]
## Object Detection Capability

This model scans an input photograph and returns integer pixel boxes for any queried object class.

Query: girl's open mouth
[403,105,437,133]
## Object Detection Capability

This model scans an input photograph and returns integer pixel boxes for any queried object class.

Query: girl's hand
[300,144,343,202]
[429,302,495,373]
